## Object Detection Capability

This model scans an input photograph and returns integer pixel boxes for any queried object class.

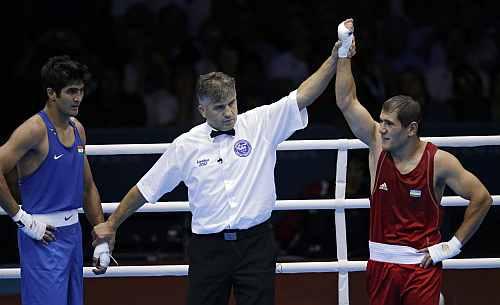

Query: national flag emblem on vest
[409,189,422,198]
[77,145,85,154]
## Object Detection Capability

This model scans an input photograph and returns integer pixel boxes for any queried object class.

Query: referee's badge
[234,139,252,157]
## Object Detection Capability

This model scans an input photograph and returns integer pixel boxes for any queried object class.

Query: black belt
[194,219,272,241]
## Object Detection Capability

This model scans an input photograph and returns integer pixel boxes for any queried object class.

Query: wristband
[12,208,46,240]
[338,22,354,58]
[428,236,462,264]
[93,242,111,268]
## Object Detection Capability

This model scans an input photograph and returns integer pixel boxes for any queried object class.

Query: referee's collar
[204,122,238,140]
[210,129,235,138]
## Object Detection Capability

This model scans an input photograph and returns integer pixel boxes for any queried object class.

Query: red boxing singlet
[370,142,442,249]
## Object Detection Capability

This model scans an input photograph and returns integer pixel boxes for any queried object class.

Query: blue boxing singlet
[18,111,84,213]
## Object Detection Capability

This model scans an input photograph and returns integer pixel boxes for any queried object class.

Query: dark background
[1,0,499,279]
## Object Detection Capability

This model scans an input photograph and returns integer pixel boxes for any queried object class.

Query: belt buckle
[224,232,237,241]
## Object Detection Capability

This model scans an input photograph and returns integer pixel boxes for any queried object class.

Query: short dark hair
[196,72,235,105]
[41,55,91,95]
[382,95,422,128]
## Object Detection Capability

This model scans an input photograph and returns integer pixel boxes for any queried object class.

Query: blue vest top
[19,111,84,213]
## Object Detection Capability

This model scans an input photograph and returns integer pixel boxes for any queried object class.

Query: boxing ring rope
[2,197,498,215]
[1,135,500,305]
[83,135,500,155]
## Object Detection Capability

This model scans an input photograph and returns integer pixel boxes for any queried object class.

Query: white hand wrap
[337,21,354,58]
[12,208,46,240]
[93,242,111,268]
[428,236,462,264]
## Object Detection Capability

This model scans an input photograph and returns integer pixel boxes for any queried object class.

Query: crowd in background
[6,0,499,136]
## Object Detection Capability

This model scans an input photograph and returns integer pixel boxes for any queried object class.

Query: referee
[92,40,345,305]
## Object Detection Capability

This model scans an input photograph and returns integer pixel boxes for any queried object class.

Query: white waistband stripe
[32,209,79,227]
[369,241,426,264]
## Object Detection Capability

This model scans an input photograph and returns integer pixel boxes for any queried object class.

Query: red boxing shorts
[366,260,442,305]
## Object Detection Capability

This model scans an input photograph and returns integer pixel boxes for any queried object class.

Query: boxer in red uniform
[335,19,492,305]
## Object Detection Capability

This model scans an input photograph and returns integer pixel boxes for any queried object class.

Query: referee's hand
[92,221,116,249]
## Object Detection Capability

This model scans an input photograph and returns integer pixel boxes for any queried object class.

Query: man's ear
[47,88,56,101]
[198,104,206,119]
[407,121,418,137]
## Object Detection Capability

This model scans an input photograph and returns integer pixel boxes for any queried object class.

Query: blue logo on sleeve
[234,139,252,157]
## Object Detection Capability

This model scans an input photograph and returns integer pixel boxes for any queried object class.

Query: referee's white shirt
[137,90,308,234]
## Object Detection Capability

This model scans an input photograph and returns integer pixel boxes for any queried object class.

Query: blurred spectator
[424,33,453,103]
[267,19,311,87]
[395,68,454,124]
[194,19,223,75]
[449,64,491,122]
[154,4,191,60]
[216,44,240,79]
[354,53,388,113]
[490,71,500,122]
[172,61,200,126]
[236,51,269,112]
[143,55,180,127]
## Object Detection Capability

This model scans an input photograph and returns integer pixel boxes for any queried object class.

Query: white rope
[1,196,498,215]
[85,136,500,155]
[86,143,170,155]
[0,258,499,279]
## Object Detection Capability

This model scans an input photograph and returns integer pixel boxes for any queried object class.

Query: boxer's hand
[418,236,462,268]
[12,208,56,245]
[338,18,354,58]
[92,242,111,275]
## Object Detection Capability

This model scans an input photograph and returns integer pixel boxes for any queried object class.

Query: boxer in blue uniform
[0,55,111,305]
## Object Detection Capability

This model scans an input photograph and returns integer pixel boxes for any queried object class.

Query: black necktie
[210,129,235,138]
